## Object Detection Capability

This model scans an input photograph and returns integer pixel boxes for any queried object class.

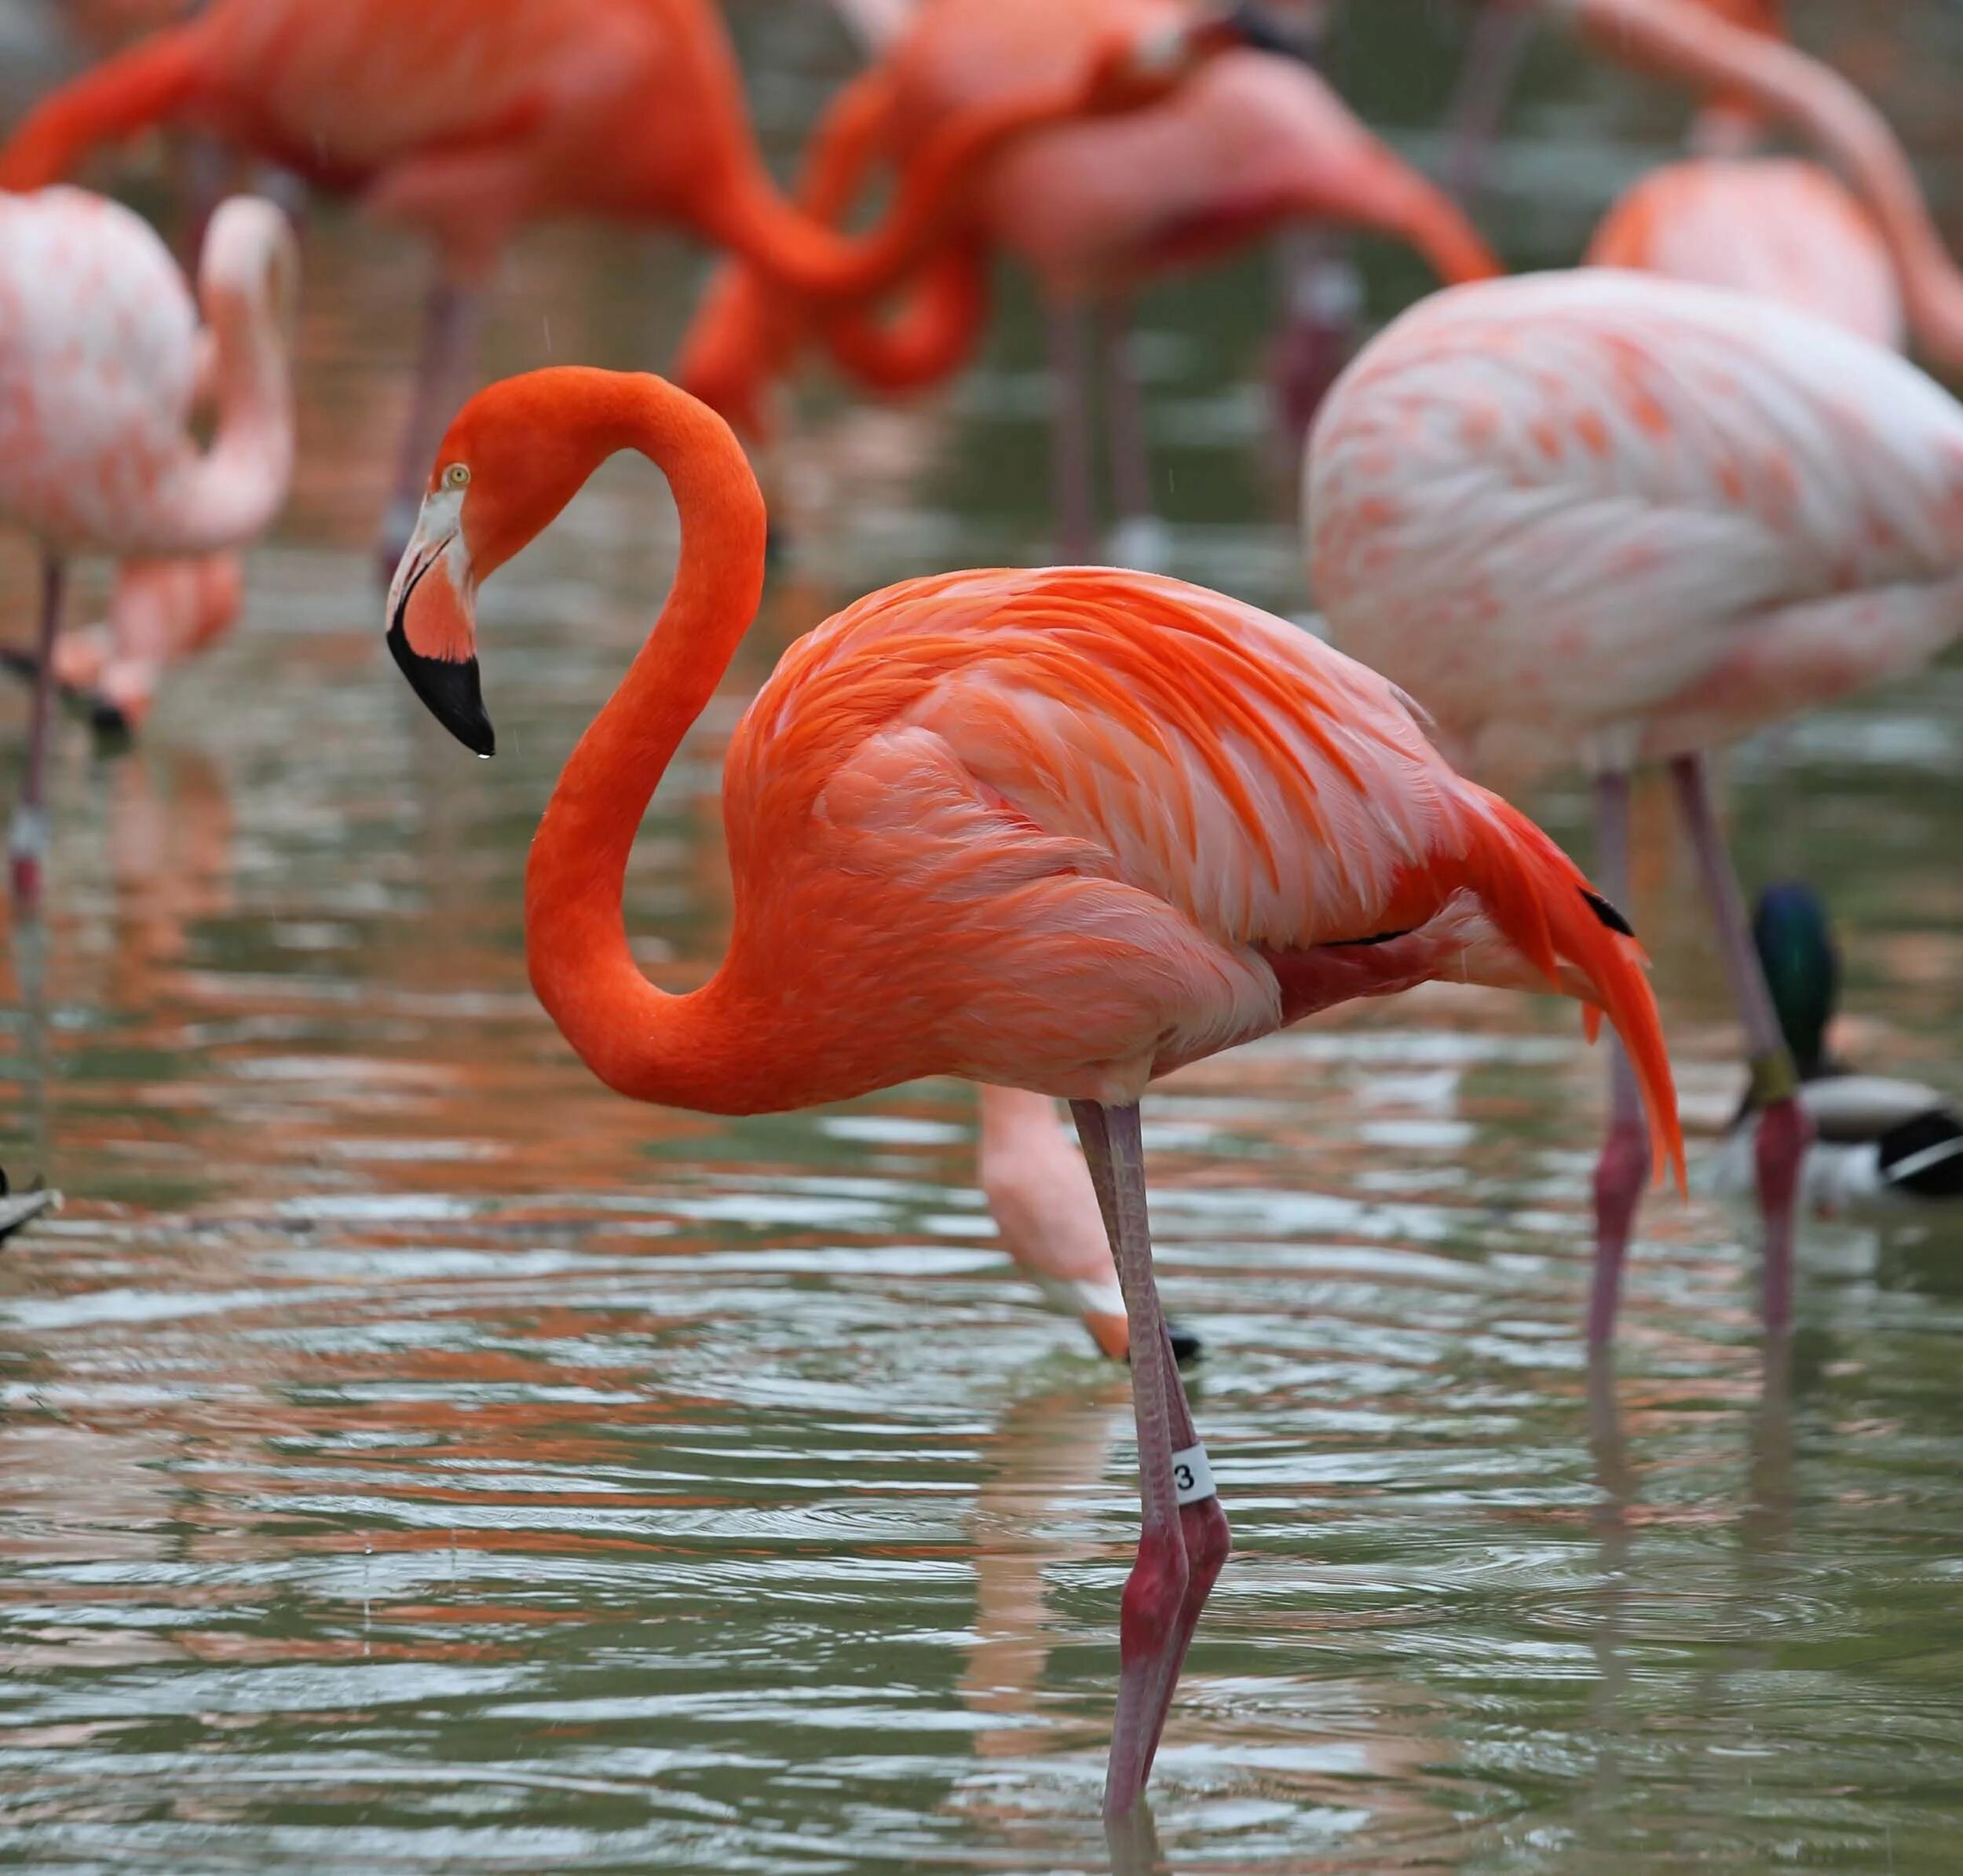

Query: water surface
[4,3,1963,1869]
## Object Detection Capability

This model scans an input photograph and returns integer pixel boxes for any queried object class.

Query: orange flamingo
[382,362,1681,1816]
[0,0,1264,569]
[675,0,1501,559]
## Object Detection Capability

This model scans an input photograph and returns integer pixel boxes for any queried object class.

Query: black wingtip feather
[1581,888,1635,938]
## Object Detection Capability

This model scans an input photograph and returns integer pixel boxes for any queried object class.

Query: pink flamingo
[0,185,295,905]
[382,364,1681,1813]
[1477,0,1963,361]
[677,0,1501,560]
[1582,0,1901,345]
[0,0,1272,572]
[1305,266,1963,1344]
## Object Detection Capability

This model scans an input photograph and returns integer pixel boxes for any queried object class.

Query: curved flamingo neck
[1341,157,1504,285]
[1559,0,1963,366]
[821,238,993,392]
[696,57,1139,302]
[167,212,295,551]
[521,375,769,1113]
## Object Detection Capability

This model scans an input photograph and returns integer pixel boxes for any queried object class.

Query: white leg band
[1170,1442,1216,1507]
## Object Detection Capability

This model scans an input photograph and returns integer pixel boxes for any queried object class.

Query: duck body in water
[1712,883,1963,1217]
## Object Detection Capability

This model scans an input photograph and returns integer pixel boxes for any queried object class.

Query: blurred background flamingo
[1465,0,1963,358]
[1307,269,1963,1344]
[0,0,1267,571]
[0,185,294,909]
[677,0,1501,562]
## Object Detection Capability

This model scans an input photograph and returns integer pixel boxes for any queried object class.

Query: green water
[4,2,1963,1869]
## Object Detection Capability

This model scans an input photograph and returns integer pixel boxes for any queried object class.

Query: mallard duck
[1711,883,1963,1216]
[0,1166,59,1243]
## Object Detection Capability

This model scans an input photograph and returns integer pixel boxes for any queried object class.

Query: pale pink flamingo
[1582,0,1902,346]
[382,363,1681,1814]
[1305,267,1963,1344]
[677,0,1500,561]
[1475,0,1963,361]
[0,185,295,905]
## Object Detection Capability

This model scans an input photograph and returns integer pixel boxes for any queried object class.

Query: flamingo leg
[1588,768,1650,1347]
[1099,301,1168,572]
[1070,1100,1230,1819]
[1442,3,1535,209]
[9,554,65,916]
[376,279,486,580]
[1669,753,1811,1335]
[1047,301,1096,564]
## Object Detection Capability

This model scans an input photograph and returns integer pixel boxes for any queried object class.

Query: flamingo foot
[1104,1490,1231,1818]
[1104,1522,1188,1819]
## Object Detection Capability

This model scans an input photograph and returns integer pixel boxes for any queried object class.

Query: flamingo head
[386,370,624,758]
[386,458,494,758]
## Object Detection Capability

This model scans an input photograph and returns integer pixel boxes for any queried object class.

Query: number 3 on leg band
[1170,1442,1216,1507]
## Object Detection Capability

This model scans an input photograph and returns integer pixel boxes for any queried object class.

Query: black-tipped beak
[386,617,495,757]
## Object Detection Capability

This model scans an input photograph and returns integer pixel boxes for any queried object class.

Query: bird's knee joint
[1119,1529,1190,1655]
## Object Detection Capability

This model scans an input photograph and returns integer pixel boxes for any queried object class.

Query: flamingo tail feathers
[1460,789,1687,1193]
[0,28,202,192]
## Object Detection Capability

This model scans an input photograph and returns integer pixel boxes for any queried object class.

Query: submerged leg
[1669,753,1810,1335]
[10,555,65,914]
[1046,300,1096,565]
[1071,1101,1230,1819]
[1588,768,1649,1347]
[1099,301,1168,572]
[375,278,486,579]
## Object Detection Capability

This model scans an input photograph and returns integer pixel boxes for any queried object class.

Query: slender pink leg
[1070,1100,1230,1819]
[1047,302,1096,565]
[1099,302,1168,571]
[9,554,65,916]
[1443,4,1535,208]
[1669,754,1811,1335]
[1588,769,1649,1347]
[375,280,486,580]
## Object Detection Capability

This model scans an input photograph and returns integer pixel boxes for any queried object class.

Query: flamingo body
[383,365,1682,1811]
[0,184,293,558]
[9,0,730,256]
[0,184,293,892]
[532,557,1672,1121]
[1307,270,1963,776]
[875,2,1492,298]
[0,188,201,550]
[1588,159,1903,348]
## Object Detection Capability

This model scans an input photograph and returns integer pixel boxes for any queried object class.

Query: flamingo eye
[443,463,470,490]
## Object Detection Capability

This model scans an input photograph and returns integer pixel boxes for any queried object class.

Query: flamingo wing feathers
[724,567,1682,1178]
[0,188,199,548]
[1308,272,1963,758]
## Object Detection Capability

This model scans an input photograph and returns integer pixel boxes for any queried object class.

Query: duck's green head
[1752,882,1839,1079]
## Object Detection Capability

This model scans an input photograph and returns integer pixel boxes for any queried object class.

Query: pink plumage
[0,184,295,893]
[1307,269,1963,775]
[0,185,294,556]
[1588,159,1903,348]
